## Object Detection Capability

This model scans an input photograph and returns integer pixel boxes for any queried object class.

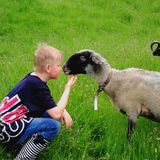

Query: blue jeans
[17,113,61,144]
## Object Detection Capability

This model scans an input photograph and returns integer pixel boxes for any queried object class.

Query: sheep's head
[151,41,160,56]
[63,50,109,76]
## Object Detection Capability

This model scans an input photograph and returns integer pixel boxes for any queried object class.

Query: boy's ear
[45,64,51,73]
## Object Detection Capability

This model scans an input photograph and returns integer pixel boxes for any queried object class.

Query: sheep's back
[105,68,160,117]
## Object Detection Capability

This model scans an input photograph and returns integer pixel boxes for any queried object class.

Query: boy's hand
[65,75,77,88]
[62,110,73,129]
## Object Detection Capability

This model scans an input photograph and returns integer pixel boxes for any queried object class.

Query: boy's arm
[61,109,73,129]
[47,75,77,120]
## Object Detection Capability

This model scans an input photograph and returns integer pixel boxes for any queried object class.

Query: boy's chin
[50,76,59,79]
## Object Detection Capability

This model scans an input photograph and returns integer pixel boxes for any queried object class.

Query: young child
[0,44,77,159]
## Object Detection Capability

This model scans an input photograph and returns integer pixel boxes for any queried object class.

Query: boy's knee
[53,120,61,134]
[48,120,61,139]
[36,119,61,142]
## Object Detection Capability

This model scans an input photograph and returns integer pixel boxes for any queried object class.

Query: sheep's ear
[80,55,86,62]
[91,55,103,64]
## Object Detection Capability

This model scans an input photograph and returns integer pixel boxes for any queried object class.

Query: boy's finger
[60,118,64,124]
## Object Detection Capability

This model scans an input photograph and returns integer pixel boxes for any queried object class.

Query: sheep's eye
[80,56,86,62]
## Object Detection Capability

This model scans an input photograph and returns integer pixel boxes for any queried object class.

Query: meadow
[0,0,160,159]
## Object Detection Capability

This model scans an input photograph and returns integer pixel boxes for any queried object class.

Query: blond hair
[34,43,62,72]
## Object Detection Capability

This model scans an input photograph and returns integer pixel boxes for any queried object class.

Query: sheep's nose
[62,64,65,69]
[62,63,67,71]
[62,63,70,75]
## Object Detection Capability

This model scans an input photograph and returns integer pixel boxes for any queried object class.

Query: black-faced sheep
[63,50,160,139]
[151,41,160,56]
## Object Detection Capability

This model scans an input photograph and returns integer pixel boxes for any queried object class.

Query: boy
[0,44,77,159]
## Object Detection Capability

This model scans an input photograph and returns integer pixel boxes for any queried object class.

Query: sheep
[151,41,160,56]
[63,49,160,139]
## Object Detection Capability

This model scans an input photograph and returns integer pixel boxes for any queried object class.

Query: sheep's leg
[119,109,136,139]
[127,118,136,140]
[127,114,138,140]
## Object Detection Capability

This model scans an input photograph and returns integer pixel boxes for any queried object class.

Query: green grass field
[0,0,160,159]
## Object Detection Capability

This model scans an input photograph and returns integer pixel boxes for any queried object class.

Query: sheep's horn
[150,41,160,51]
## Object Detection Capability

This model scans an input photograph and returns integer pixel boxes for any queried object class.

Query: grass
[0,0,160,159]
